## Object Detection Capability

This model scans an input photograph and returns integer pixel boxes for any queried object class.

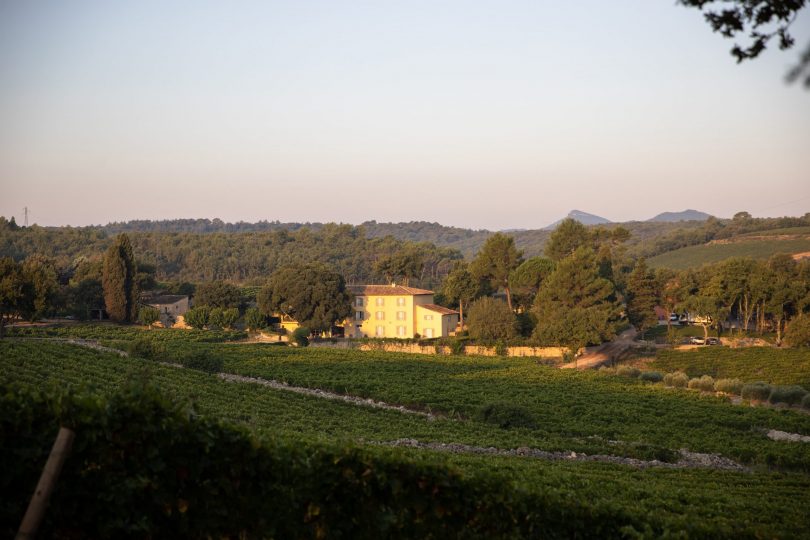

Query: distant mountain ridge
[543,210,612,230]
[648,209,711,223]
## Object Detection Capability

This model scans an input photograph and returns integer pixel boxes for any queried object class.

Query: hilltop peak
[544,210,612,230]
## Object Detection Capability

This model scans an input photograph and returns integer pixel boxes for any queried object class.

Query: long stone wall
[309,340,568,359]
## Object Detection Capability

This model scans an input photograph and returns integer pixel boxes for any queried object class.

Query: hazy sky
[1,1,809,230]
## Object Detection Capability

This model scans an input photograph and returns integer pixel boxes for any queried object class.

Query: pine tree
[625,259,660,340]
[102,234,139,322]
[532,247,620,353]
[470,233,522,310]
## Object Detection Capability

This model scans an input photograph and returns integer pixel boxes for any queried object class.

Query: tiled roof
[348,284,434,296]
[143,295,188,306]
[419,304,459,315]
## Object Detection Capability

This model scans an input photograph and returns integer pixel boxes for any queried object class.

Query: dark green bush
[126,338,164,360]
[291,327,310,347]
[639,371,664,383]
[663,371,689,388]
[179,351,223,373]
[768,385,808,406]
[714,378,744,395]
[741,382,772,402]
[476,402,536,429]
[495,340,508,357]
[688,375,715,392]
[803,393,810,410]
[616,366,641,378]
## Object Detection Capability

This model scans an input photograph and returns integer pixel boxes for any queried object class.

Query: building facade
[344,284,458,339]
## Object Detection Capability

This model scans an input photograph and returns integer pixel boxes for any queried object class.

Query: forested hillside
[0,220,461,287]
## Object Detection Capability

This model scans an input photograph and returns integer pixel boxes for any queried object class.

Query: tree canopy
[470,233,522,310]
[102,234,139,323]
[532,247,621,352]
[258,265,352,333]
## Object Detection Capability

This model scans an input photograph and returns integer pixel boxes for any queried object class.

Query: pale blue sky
[1,1,808,229]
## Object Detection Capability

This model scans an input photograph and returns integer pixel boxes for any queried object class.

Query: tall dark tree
[0,258,25,337]
[102,233,139,322]
[625,259,660,340]
[20,256,59,321]
[470,233,522,310]
[441,263,483,327]
[532,247,620,353]
[258,264,352,333]
[544,219,591,262]
[509,257,555,310]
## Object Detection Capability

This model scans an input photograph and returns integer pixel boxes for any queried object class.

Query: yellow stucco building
[344,284,459,339]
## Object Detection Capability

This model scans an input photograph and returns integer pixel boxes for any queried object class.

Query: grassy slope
[648,238,810,269]
[651,347,810,388]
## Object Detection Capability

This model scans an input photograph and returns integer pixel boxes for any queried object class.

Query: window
[376,297,385,306]
[397,297,406,306]
[355,311,364,321]
[356,297,364,307]
[376,311,385,320]
[397,326,407,337]
[376,325,385,337]
[396,311,406,320]
[424,314,433,321]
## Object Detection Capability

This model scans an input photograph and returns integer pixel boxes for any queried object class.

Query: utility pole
[23,206,28,227]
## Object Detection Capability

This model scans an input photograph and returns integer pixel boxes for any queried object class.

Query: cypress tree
[626,259,660,340]
[102,234,139,322]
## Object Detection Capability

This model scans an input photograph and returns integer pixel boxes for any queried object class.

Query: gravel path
[218,373,440,419]
[380,439,748,471]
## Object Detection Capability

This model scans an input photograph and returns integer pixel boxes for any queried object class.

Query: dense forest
[1,212,807,287]
[0,219,461,287]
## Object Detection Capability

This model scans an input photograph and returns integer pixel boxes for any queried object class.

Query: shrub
[184,306,210,330]
[495,340,509,357]
[687,375,715,392]
[179,351,223,373]
[741,382,772,402]
[639,371,663,383]
[244,307,267,331]
[616,366,640,378]
[450,338,467,356]
[138,306,161,327]
[714,378,744,395]
[477,403,536,429]
[663,371,689,388]
[803,393,810,410]
[291,327,310,347]
[221,308,240,329]
[768,385,808,406]
[208,307,225,329]
[126,338,164,360]
[466,297,517,342]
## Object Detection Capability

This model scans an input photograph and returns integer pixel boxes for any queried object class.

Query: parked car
[689,336,706,345]
[706,337,720,346]
[669,313,680,323]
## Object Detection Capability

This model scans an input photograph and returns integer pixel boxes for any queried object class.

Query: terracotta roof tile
[419,304,459,315]
[348,284,434,296]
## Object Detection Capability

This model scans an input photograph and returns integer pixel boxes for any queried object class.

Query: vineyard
[651,348,810,388]
[2,327,810,537]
